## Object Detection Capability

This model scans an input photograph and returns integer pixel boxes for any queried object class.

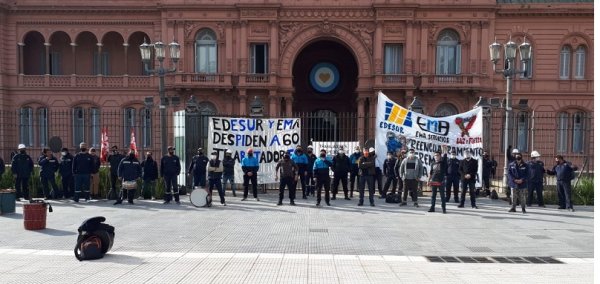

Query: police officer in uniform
[39,148,59,199]
[72,142,93,202]
[115,150,142,205]
[59,148,74,199]
[241,148,260,201]
[527,150,545,207]
[188,148,209,188]
[107,146,125,199]
[161,146,182,204]
[207,151,226,206]
[12,144,33,201]
[313,149,333,206]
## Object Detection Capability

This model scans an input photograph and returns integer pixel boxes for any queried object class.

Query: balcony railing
[19,74,153,88]
[373,74,414,89]
[171,73,231,88]
[419,74,480,90]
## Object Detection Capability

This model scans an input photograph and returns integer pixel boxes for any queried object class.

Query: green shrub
[0,167,14,189]
[574,177,594,206]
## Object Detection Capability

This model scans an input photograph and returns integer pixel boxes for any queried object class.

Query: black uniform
[39,154,59,199]
[382,156,398,197]
[116,156,142,204]
[72,151,94,202]
[161,154,181,203]
[11,152,34,200]
[108,151,126,193]
[331,153,351,199]
[141,156,159,199]
[188,154,209,187]
[443,154,461,202]
[349,151,361,197]
[59,153,74,198]
[458,157,478,208]
[527,160,545,207]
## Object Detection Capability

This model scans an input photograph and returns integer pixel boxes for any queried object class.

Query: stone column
[240,20,248,73]
[17,43,24,75]
[70,42,77,75]
[44,42,51,75]
[238,89,247,116]
[374,20,383,74]
[123,43,129,75]
[357,97,366,146]
[269,20,278,74]
[96,42,103,75]
[285,96,293,117]
[225,21,233,73]
[269,90,278,117]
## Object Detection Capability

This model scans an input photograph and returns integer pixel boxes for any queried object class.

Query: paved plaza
[0,192,594,283]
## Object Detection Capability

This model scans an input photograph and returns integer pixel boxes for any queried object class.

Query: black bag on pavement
[490,190,499,200]
[385,193,401,203]
[74,216,115,261]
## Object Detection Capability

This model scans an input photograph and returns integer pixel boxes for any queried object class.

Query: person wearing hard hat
[11,144,33,201]
[222,149,237,197]
[527,151,545,207]
[508,149,529,213]
[357,147,377,206]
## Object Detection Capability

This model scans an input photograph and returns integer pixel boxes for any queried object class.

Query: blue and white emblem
[309,62,340,93]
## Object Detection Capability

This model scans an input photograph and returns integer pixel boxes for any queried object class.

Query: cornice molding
[16,20,156,26]
[8,7,157,14]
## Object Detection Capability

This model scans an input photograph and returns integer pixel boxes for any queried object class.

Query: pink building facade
[0,0,593,170]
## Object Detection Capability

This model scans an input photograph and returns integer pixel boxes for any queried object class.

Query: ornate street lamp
[139,38,180,156]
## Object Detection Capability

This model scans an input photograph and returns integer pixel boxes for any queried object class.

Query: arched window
[195,29,217,73]
[556,112,568,153]
[141,108,152,148]
[38,107,48,147]
[559,46,571,79]
[436,29,461,75]
[574,46,586,79]
[572,112,585,153]
[90,108,100,148]
[19,107,33,147]
[433,103,458,117]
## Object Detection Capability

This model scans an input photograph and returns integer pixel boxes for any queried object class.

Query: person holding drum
[275,153,299,206]
[207,151,226,206]
[241,148,260,201]
[114,150,142,205]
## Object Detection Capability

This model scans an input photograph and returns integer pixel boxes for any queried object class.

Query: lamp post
[140,39,180,156]
[489,36,532,190]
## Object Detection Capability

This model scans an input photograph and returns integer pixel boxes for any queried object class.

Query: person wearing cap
[313,149,333,206]
[222,149,237,197]
[399,148,423,207]
[275,152,299,205]
[11,144,33,201]
[207,151,226,206]
[72,142,93,202]
[59,147,74,199]
[357,147,377,206]
[349,145,362,198]
[481,151,493,197]
[38,148,60,199]
[115,149,142,205]
[241,148,260,201]
[381,151,398,198]
[188,147,209,188]
[546,155,577,212]
[428,150,447,213]
[505,145,518,204]
[305,146,317,197]
[458,151,479,209]
[291,145,309,199]
[527,150,545,207]
[332,146,351,200]
[442,147,461,203]
[141,151,159,200]
[88,147,101,199]
[107,146,126,199]
[161,146,182,204]
[508,149,529,213]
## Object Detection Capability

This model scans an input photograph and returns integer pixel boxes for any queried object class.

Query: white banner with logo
[208,117,301,184]
[375,92,484,184]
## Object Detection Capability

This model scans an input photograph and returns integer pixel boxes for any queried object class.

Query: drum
[190,187,211,207]
[122,181,137,190]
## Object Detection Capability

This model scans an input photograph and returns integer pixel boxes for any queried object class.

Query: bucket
[23,201,52,230]
[0,190,16,215]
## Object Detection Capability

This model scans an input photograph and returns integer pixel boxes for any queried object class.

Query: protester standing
[12,144,33,201]
[275,153,298,206]
[314,149,333,207]
[481,151,493,196]
[107,146,125,198]
[141,152,158,200]
[527,151,545,207]
[207,152,226,206]
[399,149,423,207]
[332,147,351,200]
[59,148,74,199]
[72,142,93,202]
[381,152,398,198]
[349,146,362,198]
[161,146,182,204]
[458,151,478,209]
[115,150,142,205]
[357,147,377,206]
[428,151,447,213]
[546,155,576,212]
[188,148,209,188]
[38,148,59,199]
[306,146,317,197]
[291,146,309,199]
[508,149,529,213]
[222,149,237,197]
[443,150,461,203]
[241,148,260,201]
[89,148,101,199]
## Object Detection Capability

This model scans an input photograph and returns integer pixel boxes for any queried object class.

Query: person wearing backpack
[546,155,577,212]
[428,150,447,213]
[207,152,226,206]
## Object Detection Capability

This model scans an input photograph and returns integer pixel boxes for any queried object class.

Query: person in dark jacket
[72,142,93,202]
[222,149,236,197]
[141,152,158,200]
[12,144,34,201]
[393,149,407,196]
[275,153,298,206]
[306,146,317,197]
[506,146,518,203]
[59,148,74,199]
[38,148,59,199]
[357,147,377,206]
[161,146,182,204]
[458,151,478,209]
[207,152,226,206]
[115,150,142,205]
[508,149,529,213]
[527,150,545,207]
[546,155,577,212]
[313,149,333,206]
[349,146,362,198]
[188,147,209,188]
[241,148,260,201]
[381,152,398,198]
[89,148,101,199]
[443,150,461,203]
[428,151,447,213]
[399,148,423,207]
[291,146,309,199]
[332,147,351,200]
[481,151,493,196]
[107,146,125,198]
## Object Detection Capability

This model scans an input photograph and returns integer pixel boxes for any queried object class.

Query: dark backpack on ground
[74,216,115,261]
[490,190,499,200]
[385,193,401,203]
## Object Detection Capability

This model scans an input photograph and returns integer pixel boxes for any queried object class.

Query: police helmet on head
[530,150,541,158]
[368,147,375,153]
[512,148,520,154]
[226,149,233,154]
[18,144,26,150]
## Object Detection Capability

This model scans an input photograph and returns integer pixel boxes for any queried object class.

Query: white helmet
[512,148,520,154]
[17,144,26,150]
[530,150,541,158]
[368,147,375,153]
[226,149,233,154]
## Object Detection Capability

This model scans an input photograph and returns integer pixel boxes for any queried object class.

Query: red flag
[130,128,138,158]
[100,127,109,162]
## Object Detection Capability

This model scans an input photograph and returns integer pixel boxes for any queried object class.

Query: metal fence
[1,108,593,188]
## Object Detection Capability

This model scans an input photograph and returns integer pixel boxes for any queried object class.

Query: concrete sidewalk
[0,192,594,283]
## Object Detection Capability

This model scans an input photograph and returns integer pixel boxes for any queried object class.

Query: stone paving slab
[0,192,594,283]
